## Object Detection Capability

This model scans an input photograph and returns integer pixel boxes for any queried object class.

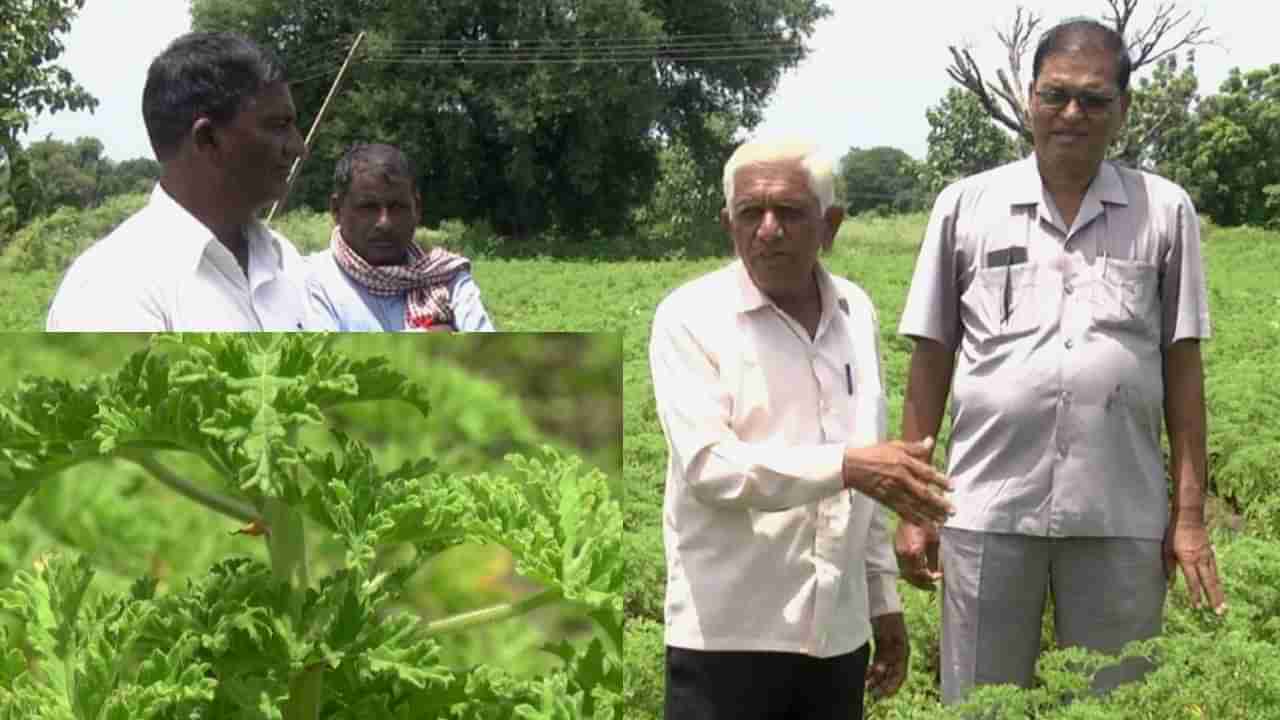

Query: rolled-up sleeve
[649,301,845,512]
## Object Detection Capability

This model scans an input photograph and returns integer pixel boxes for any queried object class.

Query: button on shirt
[306,249,495,332]
[650,260,901,659]
[46,185,313,331]
[899,157,1211,540]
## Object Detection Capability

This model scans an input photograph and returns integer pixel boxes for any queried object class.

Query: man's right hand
[895,520,942,590]
[842,437,953,526]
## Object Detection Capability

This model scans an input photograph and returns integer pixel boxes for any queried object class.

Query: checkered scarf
[331,226,471,331]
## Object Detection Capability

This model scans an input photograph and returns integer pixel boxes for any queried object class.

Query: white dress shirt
[46,184,314,331]
[649,259,901,659]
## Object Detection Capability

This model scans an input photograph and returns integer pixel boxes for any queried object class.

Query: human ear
[191,117,218,155]
[823,206,845,252]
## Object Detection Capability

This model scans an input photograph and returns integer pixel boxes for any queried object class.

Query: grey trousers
[939,528,1166,705]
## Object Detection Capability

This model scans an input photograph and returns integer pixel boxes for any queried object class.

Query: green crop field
[3,201,1279,717]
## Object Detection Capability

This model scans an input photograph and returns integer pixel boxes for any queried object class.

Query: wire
[362,54,799,66]
[283,32,807,84]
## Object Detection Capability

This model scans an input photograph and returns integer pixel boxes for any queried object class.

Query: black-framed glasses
[1035,88,1118,113]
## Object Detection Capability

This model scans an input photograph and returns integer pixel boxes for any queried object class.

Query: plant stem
[423,588,562,638]
[263,497,309,589]
[283,666,324,720]
[121,451,259,525]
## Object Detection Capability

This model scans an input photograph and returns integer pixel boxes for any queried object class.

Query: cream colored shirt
[899,157,1211,539]
[47,184,313,331]
[650,259,901,658]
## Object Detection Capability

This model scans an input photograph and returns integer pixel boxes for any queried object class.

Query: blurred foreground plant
[0,334,622,719]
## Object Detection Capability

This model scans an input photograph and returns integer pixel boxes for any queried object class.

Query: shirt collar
[148,183,285,277]
[1007,155,1129,234]
[731,258,842,327]
[1007,155,1130,208]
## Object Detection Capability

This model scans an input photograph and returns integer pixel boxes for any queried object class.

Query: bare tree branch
[1106,0,1215,73]
[943,0,1216,156]
[994,6,1041,113]
[945,6,1044,144]
[946,45,1031,141]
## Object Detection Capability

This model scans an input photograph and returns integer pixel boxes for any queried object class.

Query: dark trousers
[665,643,871,720]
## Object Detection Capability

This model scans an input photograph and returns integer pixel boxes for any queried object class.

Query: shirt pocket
[961,262,1041,344]
[1091,259,1158,333]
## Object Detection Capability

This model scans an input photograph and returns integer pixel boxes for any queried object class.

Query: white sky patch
[21,1,192,162]
[20,0,1270,166]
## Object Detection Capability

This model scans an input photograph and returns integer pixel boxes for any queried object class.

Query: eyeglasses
[1035,88,1118,113]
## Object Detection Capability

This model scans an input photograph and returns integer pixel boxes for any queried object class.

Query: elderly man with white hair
[649,139,954,720]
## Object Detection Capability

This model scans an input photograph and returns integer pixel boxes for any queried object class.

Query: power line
[338,30,805,45]
[283,32,807,81]
[376,38,801,51]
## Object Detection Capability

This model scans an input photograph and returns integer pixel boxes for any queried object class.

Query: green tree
[22,135,105,214]
[838,146,925,216]
[0,0,97,229]
[1111,51,1200,170]
[99,157,161,199]
[191,0,829,241]
[921,87,1019,194]
[1167,64,1280,228]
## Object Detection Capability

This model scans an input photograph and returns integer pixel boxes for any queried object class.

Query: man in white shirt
[46,32,313,331]
[650,140,954,720]
[307,143,494,332]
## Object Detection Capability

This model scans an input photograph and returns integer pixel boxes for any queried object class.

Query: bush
[629,139,727,260]
[1,193,147,273]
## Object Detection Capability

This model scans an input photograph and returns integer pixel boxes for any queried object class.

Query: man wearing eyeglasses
[894,17,1222,704]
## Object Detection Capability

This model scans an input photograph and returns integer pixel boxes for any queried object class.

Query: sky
[20,1,1273,164]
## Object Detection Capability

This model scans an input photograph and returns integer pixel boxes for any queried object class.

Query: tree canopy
[921,87,1019,194]
[191,0,830,240]
[838,146,925,216]
[1167,64,1280,228]
[0,0,97,230]
[16,136,160,217]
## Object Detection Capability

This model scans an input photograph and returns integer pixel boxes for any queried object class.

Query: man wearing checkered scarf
[307,143,495,332]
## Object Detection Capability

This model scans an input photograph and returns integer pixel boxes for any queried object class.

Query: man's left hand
[1164,518,1227,614]
[866,612,908,699]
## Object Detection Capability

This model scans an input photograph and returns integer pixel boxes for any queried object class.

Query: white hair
[722,140,835,219]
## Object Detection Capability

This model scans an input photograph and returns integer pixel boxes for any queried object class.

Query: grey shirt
[899,157,1210,540]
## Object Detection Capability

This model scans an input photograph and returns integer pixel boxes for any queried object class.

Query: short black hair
[1032,18,1132,93]
[333,143,418,201]
[143,32,286,162]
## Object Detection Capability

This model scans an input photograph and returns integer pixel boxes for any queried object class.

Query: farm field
[2,202,1279,717]
[620,217,1280,720]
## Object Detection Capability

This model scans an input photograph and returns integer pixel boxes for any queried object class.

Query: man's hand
[866,612,909,699]
[843,437,953,525]
[1164,516,1227,615]
[895,520,942,590]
